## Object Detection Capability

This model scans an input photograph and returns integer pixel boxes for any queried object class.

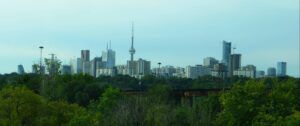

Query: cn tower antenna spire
[129,22,136,62]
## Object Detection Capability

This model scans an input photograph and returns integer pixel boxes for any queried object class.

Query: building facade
[277,62,287,77]
[233,65,256,78]
[102,48,116,69]
[186,65,211,79]
[228,54,241,77]
[222,41,231,67]
[18,64,25,74]
[203,57,219,68]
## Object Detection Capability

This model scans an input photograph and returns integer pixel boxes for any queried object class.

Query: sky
[0,0,299,77]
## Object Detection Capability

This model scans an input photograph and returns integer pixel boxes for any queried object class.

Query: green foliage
[216,78,299,126]
[0,86,89,126]
[0,73,299,125]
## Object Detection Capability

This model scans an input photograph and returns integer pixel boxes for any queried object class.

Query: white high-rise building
[233,65,256,78]
[186,65,211,79]
[70,58,83,74]
[203,57,219,68]
[116,65,128,75]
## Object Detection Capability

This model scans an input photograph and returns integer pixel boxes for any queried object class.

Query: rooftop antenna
[106,42,108,50]
[233,44,237,54]
[109,40,112,49]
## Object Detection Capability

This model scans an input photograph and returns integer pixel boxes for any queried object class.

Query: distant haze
[0,0,299,77]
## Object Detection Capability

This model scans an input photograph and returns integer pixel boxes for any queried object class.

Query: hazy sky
[0,0,299,77]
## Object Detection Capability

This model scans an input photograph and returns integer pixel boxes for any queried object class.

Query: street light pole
[39,46,44,74]
[158,62,161,77]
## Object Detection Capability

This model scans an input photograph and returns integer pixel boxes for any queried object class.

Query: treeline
[0,73,299,126]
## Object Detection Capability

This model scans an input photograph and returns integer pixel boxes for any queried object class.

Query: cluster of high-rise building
[152,40,288,79]
[17,26,288,79]
[61,24,151,78]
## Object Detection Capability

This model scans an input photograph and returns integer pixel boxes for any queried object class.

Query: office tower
[81,50,90,74]
[228,54,241,77]
[203,57,219,68]
[102,43,116,69]
[277,62,287,77]
[70,58,83,74]
[61,65,71,75]
[222,41,231,66]
[267,67,276,77]
[256,70,265,78]
[128,23,136,76]
[90,57,103,77]
[17,64,25,74]
[233,65,256,78]
[186,65,211,79]
[211,63,227,78]
[81,50,90,62]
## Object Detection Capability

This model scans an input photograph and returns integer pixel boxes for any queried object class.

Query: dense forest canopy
[0,73,299,126]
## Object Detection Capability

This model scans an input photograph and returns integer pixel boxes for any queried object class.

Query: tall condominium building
[233,65,256,78]
[70,58,83,74]
[17,64,25,74]
[211,63,227,78]
[222,41,231,67]
[186,65,211,79]
[203,57,219,68]
[102,47,116,69]
[277,62,287,77]
[228,54,241,77]
[127,58,151,77]
[267,67,276,77]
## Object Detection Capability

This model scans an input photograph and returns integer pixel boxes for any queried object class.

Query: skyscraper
[229,54,241,77]
[102,43,116,69]
[17,64,25,74]
[81,50,90,74]
[277,62,287,77]
[90,57,103,77]
[222,40,231,67]
[81,50,90,62]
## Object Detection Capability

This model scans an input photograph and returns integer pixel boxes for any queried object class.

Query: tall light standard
[39,46,44,74]
[158,62,161,77]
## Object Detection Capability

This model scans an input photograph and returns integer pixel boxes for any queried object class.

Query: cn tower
[129,22,136,62]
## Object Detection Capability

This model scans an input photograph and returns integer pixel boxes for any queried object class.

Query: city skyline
[0,0,299,77]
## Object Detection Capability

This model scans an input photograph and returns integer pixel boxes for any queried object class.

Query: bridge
[123,88,227,97]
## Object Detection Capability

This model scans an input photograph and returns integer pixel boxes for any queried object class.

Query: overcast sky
[0,0,299,77]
